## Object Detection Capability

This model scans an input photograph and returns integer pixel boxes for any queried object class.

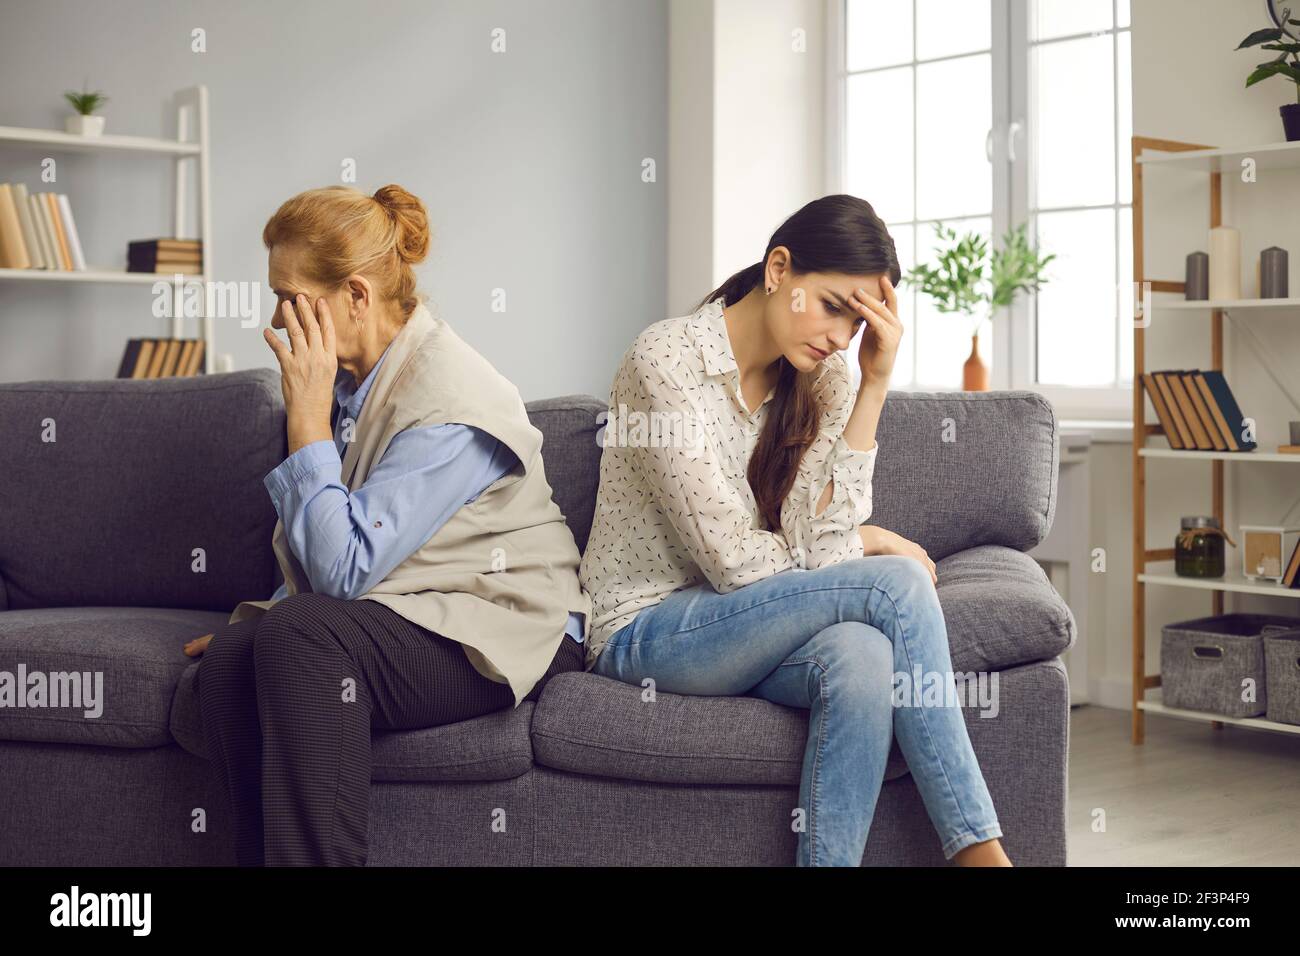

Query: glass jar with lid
[1175,516,1228,578]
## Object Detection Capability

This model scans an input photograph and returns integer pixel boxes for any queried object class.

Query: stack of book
[1142,369,1256,452]
[116,338,206,378]
[0,183,87,270]
[127,238,202,274]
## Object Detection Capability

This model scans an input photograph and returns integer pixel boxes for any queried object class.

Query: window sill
[1058,418,1133,444]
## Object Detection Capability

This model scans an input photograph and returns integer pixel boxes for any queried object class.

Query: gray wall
[0,0,667,401]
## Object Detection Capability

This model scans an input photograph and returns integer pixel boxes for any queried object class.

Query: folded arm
[265,424,517,600]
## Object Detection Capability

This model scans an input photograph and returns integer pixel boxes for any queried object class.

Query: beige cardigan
[228,303,590,706]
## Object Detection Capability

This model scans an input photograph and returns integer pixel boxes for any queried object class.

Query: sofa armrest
[868,390,1059,561]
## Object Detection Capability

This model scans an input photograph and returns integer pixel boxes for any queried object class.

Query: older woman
[184,184,588,866]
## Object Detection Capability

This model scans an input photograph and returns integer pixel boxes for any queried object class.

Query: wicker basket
[1264,628,1300,725]
[1161,614,1300,717]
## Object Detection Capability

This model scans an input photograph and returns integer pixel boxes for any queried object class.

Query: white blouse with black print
[578,297,879,667]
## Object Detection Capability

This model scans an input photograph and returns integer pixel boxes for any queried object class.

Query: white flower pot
[65,114,106,136]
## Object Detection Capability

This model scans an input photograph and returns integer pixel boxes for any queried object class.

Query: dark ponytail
[697,194,900,534]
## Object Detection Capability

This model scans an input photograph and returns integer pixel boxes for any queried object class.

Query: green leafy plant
[1238,22,1300,102]
[63,86,108,116]
[903,222,1055,336]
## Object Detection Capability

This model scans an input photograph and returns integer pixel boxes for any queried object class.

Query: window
[828,0,1132,416]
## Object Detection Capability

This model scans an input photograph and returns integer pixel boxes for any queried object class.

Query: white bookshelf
[1136,701,1300,738]
[0,267,200,284]
[1139,448,1300,463]
[1137,138,1300,173]
[0,126,200,157]
[0,85,213,372]
[1153,296,1300,314]
[1139,563,1300,600]
[1130,133,1300,746]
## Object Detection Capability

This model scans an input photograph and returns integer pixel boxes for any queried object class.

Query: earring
[766,286,774,295]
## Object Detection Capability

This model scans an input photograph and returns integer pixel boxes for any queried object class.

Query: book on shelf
[116,337,205,378]
[0,184,87,271]
[1145,368,1256,452]
[1283,539,1300,588]
[127,238,202,274]
[0,184,30,269]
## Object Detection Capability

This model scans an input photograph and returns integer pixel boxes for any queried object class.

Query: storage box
[1239,526,1300,582]
[1161,613,1300,717]
[1264,627,1300,725]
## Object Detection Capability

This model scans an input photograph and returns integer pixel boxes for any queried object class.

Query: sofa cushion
[0,606,229,747]
[0,369,284,611]
[531,672,911,786]
[936,545,1075,672]
[170,662,536,782]
[532,547,1073,787]
[524,395,607,554]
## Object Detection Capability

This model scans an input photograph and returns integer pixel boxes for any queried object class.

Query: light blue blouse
[264,343,584,644]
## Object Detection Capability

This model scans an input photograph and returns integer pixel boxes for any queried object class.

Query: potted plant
[1237,15,1300,141]
[904,222,1054,391]
[63,86,109,136]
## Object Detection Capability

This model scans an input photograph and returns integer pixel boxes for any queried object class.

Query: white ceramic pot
[65,114,106,136]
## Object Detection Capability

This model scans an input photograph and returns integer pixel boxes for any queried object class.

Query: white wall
[1091,0,1300,708]
[0,0,668,402]
[667,0,827,316]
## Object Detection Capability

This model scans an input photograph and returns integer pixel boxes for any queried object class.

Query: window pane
[916,53,991,219]
[847,0,913,71]
[914,216,991,388]
[846,67,914,223]
[1118,205,1133,384]
[1118,29,1132,204]
[1032,35,1114,208]
[916,0,990,60]
[1035,208,1117,386]
[1031,0,1112,41]
[852,223,915,390]
[1118,0,1130,29]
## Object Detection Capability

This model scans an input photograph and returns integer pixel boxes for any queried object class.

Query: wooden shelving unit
[1130,135,1300,745]
[0,85,213,371]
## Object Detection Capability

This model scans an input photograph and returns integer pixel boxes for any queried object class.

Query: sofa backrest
[524,395,607,554]
[867,390,1059,560]
[0,369,285,611]
[525,389,1059,563]
[0,374,1056,611]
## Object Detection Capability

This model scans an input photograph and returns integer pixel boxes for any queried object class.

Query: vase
[1282,103,1300,143]
[962,333,989,391]
[65,114,105,136]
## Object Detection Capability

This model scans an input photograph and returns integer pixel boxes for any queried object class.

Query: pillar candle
[1208,226,1240,301]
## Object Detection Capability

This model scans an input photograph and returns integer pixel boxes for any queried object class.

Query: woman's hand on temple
[858,525,937,585]
[851,274,902,392]
[265,294,338,451]
[183,633,214,657]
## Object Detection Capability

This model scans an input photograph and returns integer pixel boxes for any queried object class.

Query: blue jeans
[592,555,1003,866]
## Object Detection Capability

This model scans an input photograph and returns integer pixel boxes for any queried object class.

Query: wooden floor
[1066,704,1300,865]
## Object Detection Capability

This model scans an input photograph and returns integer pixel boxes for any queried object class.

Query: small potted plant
[64,85,109,136]
[904,222,1054,391]
[1237,16,1300,141]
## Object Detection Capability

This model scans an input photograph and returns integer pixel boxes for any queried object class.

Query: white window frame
[825,0,1132,419]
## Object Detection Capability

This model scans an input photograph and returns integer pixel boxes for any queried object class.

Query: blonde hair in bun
[263,183,431,321]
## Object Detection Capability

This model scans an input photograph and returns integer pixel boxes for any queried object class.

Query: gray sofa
[0,368,1073,866]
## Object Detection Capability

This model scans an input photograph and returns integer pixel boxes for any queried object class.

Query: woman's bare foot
[951,838,1012,866]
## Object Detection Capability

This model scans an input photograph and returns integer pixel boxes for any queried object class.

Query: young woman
[182,184,589,866]
[579,194,1011,867]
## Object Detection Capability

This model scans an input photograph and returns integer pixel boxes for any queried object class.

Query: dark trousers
[194,592,583,866]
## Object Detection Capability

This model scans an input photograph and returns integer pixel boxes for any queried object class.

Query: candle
[1209,226,1241,301]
